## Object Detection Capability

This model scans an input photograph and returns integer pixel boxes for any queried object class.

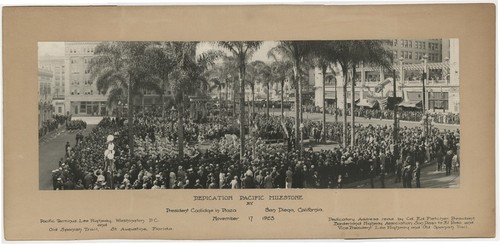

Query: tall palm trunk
[281,80,285,119]
[239,64,246,160]
[342,69,348,148]
[266,82,270,117]
[127,78,134,155]
[219,86,222,115]
[225,81,229,116]
[251,85,255,119]
[232,83,236,117]
[293,63,302,159]
[177,91,184,158]
[321,65,327,143]
[299,76,303,156]
[350,65,356,147]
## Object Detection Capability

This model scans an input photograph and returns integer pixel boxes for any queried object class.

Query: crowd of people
[299,105,460,125]
[66,120,87,131]
[50,107,460,190]
[39,115,70,138]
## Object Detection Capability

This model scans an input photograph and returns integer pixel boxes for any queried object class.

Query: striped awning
[359,62,450,72]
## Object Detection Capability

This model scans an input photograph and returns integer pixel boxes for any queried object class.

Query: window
[80,103,86,113]
[409,52,413,60]
[429,92,449,110]
[409,41,413,48]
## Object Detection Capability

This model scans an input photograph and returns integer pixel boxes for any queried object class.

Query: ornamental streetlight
[421,54,429,143]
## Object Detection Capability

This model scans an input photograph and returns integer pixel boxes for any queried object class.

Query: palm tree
[89,41,163,155]
[246,62,259,119]
[208,76,225,115]
[213,55,239,116]
[268,59,293,120]
[268,41,313,159]
[334,40,393,147]
[157,42,220,158]
[217,41,263,160]
[308,41,341,144]
[256,62,272,117]
[246,60,271,119]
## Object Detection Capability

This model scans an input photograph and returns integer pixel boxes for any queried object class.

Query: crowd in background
[299,105,459,125]
[39,115,71,138]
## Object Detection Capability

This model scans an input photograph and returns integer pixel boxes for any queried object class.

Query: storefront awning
[398,100,422,108]
[356,99,378,108]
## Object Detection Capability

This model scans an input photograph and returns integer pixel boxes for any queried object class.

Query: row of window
[391,39,442,51]
[392,50,441,62]
[428,43,440,51]
[70,58,92,64]
[401,51,413,60]
[428,53,440,62]
[71,90,100,95]
[70,80,94,86]
[68,47,95,54]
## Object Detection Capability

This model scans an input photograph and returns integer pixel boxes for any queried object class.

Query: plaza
[38,40,460,190]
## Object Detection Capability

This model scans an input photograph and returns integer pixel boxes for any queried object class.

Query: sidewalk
[343,160,460,189]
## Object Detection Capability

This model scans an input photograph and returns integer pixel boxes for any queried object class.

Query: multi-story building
[38,68,53,128]
[38,56,66,115]
[63,42,108,116]
[314,39,459,114]
[65,42,175,116]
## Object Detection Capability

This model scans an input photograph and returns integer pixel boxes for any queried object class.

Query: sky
[38,42,65,57]
[38,41,278,62]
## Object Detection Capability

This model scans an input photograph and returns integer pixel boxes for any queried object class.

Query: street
[344,162,460,189]
[39,121,97,190]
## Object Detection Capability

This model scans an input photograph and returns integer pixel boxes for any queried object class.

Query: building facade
[38,56,66,115]
[63,42,108,116]
[38,68,53,128]
[314,39,459,114]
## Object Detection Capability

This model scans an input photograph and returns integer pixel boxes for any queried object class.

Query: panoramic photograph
[38,40,460,190]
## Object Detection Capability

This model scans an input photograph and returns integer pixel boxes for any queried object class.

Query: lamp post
[421,54,428,142]
[334,75,338,122]
[422,54,428,114]
[399,57,405,100]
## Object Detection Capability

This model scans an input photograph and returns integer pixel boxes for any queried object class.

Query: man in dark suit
[414,162,421,188]
[402,163,413,188]
[444,150,453,176]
